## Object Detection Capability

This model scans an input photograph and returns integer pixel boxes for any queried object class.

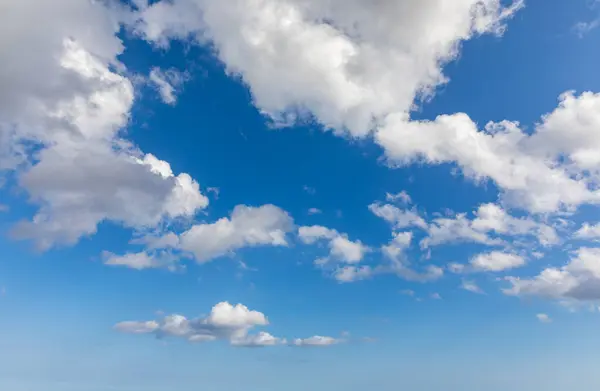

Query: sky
[2,0,600,390]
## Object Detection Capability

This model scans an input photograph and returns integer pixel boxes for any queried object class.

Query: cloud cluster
[298,225,369,265]
[115,301,340,347]
[504,248,600,302]
[1,0,208,250]
[106,205,294,269]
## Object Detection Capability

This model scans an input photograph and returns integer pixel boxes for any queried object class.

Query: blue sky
[2,0,600,390]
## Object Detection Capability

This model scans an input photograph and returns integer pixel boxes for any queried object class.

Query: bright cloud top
[115,301,341,348]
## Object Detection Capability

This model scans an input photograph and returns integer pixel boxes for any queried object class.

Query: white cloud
[430,292,442,300]
[504,248,600,302]
[307,208,322,215]
[299,225,368,264]
[574,223,600,240]
[291,336,341,347]
[0,0,208,250]
[131,0,522,137]
[470,251,526,272]
[378,93,600,213]
[298,225,338,244]
[116,301,336,348]
[128,2,600,215]
[369,203,427,230]
[178,205,293,263]
[380,232,444,282]
[421,203,558,249]
[114,320,160,334]
[461,279,484,294]
[148,67,188,105]
[333,265,373,283]
[385,191,412,205]
[536,313,552,323]
[400,289,415,297]
[330,236,368,264]
[103,250,180,271]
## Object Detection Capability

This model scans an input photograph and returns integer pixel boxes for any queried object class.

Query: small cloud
[0,204,9,212]
[335,210,343,218]
[461,280,485,294]
[303,185,316,195]
[361,337,378,343]
[0,286,6,296]
[573,20,599,38]
[400,289,415,297]
[536,313,552,323]
[430,293,442,300]
[308,208,322,215]
[207,187,220,199]
[148,67,189,105]
[385,191,412,204]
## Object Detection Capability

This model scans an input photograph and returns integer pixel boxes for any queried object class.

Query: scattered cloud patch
[116,301,337,348]
[536,313,552,323]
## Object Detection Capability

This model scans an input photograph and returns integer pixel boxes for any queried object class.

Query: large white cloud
[1,0,208,250]
[377,94,600,213]
[421,203,558,249]
[129,1,600,215]
[178,205,293,262]
[115,301,338,347]
[131,0,522,136]
[504,247,600,301]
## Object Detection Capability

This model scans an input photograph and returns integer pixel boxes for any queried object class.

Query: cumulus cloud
[127,1,600,215]
[130,0,522,136]
[177,205,294,263]
[380,232,444,282]
[148,67,188,105]
[504,247,600,302]
[1,0,208,251]
[574,223,600,241]
[385,191,412,205]
[420,203,558,249]
[378,93,600,213]
[470,251,526,272]
[298,225,369,265]
[369,203,427,230]
[115,301,337,348]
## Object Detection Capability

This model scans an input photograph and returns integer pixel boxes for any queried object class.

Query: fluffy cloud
[131,0,522,136]
[103,250,179,271]
[102,204,294,269]
[148,67,188,105]
[574,223,600,240]
[469,251,526,272]
[369,203,427,230]
[378,93,600,213]
[115,301,337,348]
[298,225,369,264]
[177,205,293,263]
[381,232,444,282]
[1,0,208,250]
[504,247,600,301]
[421,203,558,249]
[128,1,600,215]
